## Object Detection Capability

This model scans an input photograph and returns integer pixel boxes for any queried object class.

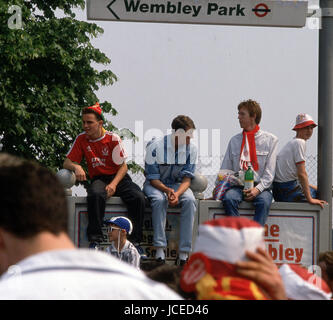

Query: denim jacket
[144,135,197,186]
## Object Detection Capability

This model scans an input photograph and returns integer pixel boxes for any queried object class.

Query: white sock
[155,247,165,260]
[179,252,188,261]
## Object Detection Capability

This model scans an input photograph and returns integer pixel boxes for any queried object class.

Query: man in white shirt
[273,113,327,208]
[0,153,181,300]
[220,99,278,226]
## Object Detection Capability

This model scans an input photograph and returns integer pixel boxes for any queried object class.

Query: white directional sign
[87,0,308,28]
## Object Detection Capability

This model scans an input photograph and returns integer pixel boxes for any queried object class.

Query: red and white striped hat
[279,264,332,300]
[193,217,265,264]
[180,217,268,299]
[292,113,317,130]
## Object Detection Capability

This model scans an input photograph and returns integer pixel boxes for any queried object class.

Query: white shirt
[274,138,306,183]
[0,249,182,300]
[221,129,278,192]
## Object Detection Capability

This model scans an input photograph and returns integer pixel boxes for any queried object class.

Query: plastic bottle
[244,164,254,190]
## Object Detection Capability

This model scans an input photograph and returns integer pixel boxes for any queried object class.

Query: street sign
[87,0,308,28]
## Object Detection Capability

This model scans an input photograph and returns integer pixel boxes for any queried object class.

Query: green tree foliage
[0,1,142,174]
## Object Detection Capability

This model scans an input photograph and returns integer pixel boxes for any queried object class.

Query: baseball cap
[180,217,268,300]
[279,264,332,300]
[292,113,317,130]
[105,216,133,235]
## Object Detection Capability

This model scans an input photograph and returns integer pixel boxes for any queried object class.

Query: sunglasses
[107,226,121,233]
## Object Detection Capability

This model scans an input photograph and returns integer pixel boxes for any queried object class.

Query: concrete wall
[66,196,331,266]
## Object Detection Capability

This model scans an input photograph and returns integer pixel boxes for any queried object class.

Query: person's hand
[74,165,87,181]
[235,247,287,300]
[105,183,117,198]
[243,187,260,201]
[309,198,327,209]
[166,188,175,200]
[168,190,179,207]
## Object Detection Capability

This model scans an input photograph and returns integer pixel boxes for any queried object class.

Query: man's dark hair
[319,251,333,281]
[82,107,103,122]
[171,115,196,131]
[0,153,68,238]
[146,264,196,299]
[238,99,262,125]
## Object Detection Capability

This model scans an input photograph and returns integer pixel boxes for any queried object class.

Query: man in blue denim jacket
[143,115,198,266]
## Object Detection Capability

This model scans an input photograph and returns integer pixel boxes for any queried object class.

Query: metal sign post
[318,0,333,249]
[87,0,308,27]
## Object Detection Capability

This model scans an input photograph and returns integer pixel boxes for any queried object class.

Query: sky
[72,2,320,156]
[70,1,321,194]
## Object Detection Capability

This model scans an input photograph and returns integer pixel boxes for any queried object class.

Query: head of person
[293,113,317,141]
[82,102,105,139]
[318,251,333,293]
[146,264,196,299]
[171,115,196,146]
[105,216,133,242]
[0,153,69,274]
[180,217,270,300]
[237,99,262,131]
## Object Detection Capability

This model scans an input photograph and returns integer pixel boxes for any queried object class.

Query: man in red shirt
[64,103,146,254]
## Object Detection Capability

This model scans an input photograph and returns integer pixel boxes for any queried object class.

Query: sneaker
[156,257,166,265]
[88,242,100,250]
[175,256,188,267]
[134,244,148,260]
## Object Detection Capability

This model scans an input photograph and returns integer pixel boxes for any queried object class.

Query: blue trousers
[272,180,317,202]
[143,181,197,253]
[222,187,273,226]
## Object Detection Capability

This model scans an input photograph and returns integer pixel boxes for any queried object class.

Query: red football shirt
[66,131,128,178]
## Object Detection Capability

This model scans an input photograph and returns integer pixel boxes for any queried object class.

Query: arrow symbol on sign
[107,0,120,20]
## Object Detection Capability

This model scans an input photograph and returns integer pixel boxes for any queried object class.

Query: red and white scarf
[240,125,259,171]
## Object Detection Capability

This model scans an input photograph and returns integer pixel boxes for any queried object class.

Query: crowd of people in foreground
[0,152,332,300]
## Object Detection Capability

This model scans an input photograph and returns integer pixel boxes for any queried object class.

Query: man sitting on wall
[272,113,327,208]
[143,115,198,266]
[63,103,146,255]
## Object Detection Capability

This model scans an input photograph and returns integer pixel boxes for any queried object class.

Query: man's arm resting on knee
[174,177,191,197]
[63,158,87,181]
[168,177,192,206]
[150,179,174,197]
[106,162,128,197]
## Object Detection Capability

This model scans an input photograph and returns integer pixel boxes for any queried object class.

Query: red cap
[86,102,102,116]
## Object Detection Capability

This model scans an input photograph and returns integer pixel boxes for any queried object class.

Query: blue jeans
[222,187,273,226]
[143,181,197,253]
[272,180,317,202]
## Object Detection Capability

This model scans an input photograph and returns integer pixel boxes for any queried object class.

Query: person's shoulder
[74,132,87,142]
[104,131,122,142]
[293,137,306,146]
[146,135,166,149]
[258,129,278,142]
[0,249,182,300]
[229,132,243,142]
